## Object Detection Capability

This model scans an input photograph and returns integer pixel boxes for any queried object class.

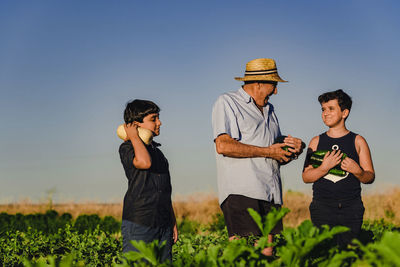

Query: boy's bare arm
[125,124,152,169]
[341,135,375,184]
[303,136,325,183]
[215,134,292,163]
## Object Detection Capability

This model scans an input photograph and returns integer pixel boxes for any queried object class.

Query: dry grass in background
[363,187,400,224]
[172,193,220,225]
[0,201,122,219]
[282,190,312,227]
[1,188,400,227]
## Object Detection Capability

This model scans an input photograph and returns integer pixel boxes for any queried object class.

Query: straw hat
[235,58,288,82]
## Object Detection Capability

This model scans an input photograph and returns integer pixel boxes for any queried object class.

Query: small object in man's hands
[274,135,294,156]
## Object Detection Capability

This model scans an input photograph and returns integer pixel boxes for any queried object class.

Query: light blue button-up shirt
[212,88,283,205]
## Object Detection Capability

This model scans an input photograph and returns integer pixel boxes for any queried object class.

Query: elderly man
[211,58,304,256]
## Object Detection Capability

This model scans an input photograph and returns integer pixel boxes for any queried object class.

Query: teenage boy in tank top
[302,89,375,247]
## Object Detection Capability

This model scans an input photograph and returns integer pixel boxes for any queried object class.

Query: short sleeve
[211,95,240,141]
[119,141,135,170]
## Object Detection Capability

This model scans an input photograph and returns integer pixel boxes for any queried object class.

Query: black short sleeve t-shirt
[119,140,173,228]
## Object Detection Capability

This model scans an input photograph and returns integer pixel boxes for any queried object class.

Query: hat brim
[235,74,288,83]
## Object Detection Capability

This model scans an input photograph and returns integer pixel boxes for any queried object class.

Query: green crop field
[1,208,399,266]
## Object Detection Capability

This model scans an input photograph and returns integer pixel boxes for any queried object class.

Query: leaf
[247,209,263,234]
[370,231,400,265]
[221,240,250,263]
[125,239,167,266]
[317,250,358,267]
[247,207,290,237]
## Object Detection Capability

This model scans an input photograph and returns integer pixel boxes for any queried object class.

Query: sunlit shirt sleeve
[212,95,241,141]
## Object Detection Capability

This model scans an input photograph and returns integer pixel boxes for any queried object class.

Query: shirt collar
[238,87,252,103]
[237,87,273,112]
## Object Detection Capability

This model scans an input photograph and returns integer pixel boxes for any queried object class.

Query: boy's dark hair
[318,89,352,112]
[124,99,160,124]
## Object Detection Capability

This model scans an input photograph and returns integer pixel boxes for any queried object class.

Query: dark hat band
[244,68,278,76]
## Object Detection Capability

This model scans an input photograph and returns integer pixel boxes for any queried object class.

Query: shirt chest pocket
[236,111,265,138]
[238,115,276,146]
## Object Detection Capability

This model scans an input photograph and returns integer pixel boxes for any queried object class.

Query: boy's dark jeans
[121,220,173,262]
[309,198,364,247]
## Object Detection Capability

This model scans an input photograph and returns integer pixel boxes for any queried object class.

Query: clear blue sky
[1,0,399,202]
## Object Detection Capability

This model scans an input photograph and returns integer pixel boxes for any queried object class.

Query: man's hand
[320,150,343,173]
[216,134,295,162]
[284,135,304,155]
[269,143,293,163]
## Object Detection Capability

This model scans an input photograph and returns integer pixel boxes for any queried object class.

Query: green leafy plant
[276,221,349,266]
[1,209,399,267]
[354,231,400,266]
[248,207,290,249]
[116,240,169,267]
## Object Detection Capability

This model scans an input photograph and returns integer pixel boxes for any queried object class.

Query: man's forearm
[216,135,269,158]
[215,134,292,162]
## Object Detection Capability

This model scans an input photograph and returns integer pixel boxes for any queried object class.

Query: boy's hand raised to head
[125,122,152,169]
[124,123,140,140]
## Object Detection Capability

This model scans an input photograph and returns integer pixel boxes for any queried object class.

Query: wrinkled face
[321,99,348,127]
[137,113,162,136]
[256,82,277,106]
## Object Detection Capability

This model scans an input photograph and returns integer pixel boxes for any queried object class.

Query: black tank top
[313,131,361,202]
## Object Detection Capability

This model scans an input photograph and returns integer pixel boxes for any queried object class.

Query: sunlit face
[321,99,348,127]
[256,82,277,106]
[137,113,162,136]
